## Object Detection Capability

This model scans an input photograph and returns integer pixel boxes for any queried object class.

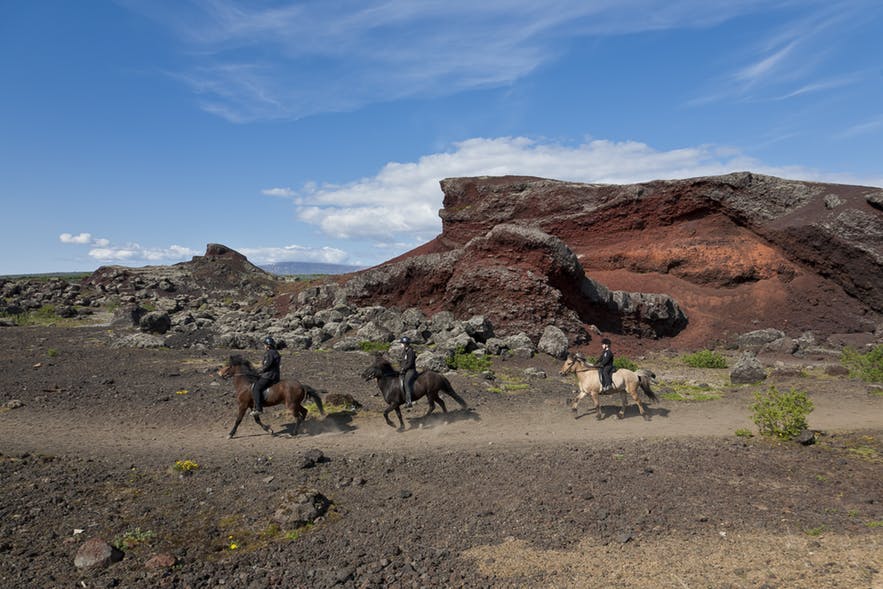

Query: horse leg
[571,389,587,415]
[618,389,627,419]
[295,405,309,434]
[228,405,248,439]
[434,395,447,415]
[628,385,650,421]
[252,412,274,435]
[591,390,602,420]
[383,403,402,429]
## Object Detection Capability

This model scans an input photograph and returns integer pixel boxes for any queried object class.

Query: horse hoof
[617,413,625,420]
[642,414,651,422]
[227,434,234,439]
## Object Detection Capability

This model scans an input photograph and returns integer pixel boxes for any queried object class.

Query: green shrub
[113,528,155,550]
[682,349,728,368]
[358,341,391,353]
[734,428,753,438]
[750,386,814,440]
[841,345,883,383]
[614,357,638,371]
[446,346,492,372]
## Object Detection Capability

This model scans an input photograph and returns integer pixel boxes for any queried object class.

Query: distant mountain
[259,261,364,276]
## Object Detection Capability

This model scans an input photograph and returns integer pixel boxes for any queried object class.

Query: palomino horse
[218,355,325,438]
[360,353,467,430]
[559,353,658,420]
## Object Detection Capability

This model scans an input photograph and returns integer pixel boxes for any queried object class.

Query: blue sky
[2,0,882,275]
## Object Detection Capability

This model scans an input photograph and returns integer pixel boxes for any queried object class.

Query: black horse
[360,352,467,430]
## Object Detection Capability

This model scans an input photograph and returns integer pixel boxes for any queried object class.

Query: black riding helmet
[263,336,276,349]
[601,338,611,346]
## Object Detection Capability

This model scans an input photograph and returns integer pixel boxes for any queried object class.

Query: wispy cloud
[838,114,883,139]
[261,187,295,197]
[693,2,879,105]
[126,0,805,122]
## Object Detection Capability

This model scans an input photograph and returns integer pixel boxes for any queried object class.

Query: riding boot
[251,384,263,416]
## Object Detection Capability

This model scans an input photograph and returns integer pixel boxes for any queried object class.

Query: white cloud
[286,136,883,243]
[261,187,295,197]
[59,232,94,244]
[238,245,349,265]
[86,243,201,264]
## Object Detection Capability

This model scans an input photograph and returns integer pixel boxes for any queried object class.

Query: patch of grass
[847,445,879,460]
[486,374,530,395]
[358,340,391,353]
[46,348,59,357]
[284,523,313,541]
[113,528,155,550]
[841,345,883,383]
[734,428,753,438]
[750,386,813,440]
[804,525,826,537]
[659,381,722,402]
[447,346,492,372]
[866,520,883,528]
[682,349,728,369]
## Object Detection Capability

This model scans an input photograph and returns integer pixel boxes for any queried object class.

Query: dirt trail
[1,326,882,588]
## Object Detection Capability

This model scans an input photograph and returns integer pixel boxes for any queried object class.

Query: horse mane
[372,353,399,377]
[229,355,257,375]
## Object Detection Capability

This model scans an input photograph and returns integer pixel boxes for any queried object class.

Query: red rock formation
[359,172,882,352]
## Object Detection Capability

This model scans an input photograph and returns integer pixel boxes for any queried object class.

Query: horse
[559,353,658,421]
[217,355,325,439]
[360,352,467,430]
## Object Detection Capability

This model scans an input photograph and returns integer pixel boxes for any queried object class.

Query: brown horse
[218,355,325,439]
[360,353,467,430]
[559,353,658,420]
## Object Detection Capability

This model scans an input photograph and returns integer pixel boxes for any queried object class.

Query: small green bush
[841,345,883,383]
[750,386,814,440]
[682,349,728,369]
[446,346,491,372]
[614,357,638,371]
[358,341,391,353]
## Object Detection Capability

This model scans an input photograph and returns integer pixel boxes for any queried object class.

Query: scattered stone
[795,430,816,446]
[272,488,331,527]
[74,538,123,570]
[145,552,177,570]
[730,352,767,384]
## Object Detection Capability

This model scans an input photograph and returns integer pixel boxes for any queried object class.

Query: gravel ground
[1,326,881,588]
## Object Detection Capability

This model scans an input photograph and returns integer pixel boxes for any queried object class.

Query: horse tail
[306,386,325,415]
[441,375,468,408]
[636,369,658,402]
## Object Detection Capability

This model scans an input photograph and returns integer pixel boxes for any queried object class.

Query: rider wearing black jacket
[251,336,281,416]
[598,338,615,391]
[399,337,417,408]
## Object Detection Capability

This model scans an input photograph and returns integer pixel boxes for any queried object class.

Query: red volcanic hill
[338,172,882,352]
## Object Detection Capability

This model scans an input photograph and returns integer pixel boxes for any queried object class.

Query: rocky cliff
[346,172,882,349]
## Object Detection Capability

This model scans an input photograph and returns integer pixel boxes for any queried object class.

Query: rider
[598,337,615,392]
[251,336,281,416]
[399,336,417,408]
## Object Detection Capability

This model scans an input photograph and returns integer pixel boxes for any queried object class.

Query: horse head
[361,353,396,381]
[559,353,578,376]
[219,355,257,380]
